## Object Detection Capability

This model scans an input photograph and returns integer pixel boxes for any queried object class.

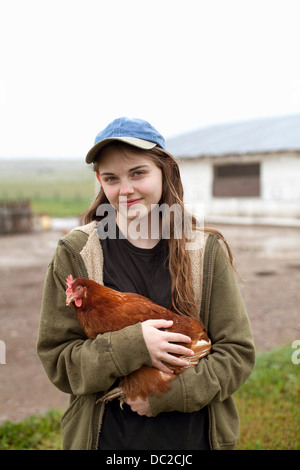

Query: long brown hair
[84,142,234,319]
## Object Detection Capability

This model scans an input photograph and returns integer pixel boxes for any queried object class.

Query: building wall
[178,151,300,220]
[179,159,212,203]
[261,152,300,201]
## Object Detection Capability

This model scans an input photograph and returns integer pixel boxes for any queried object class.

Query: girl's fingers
[163,352,192,368]
[143,319,192,344]
[156,354,191,373]
[141,319,194,372]
[157,361,175,375]
[163,332,192,345]
[166,342,194,358]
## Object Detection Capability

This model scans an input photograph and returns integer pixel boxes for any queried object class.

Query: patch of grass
[1,345,299,450]
[235,344,300,450]
[0,410,62,450]
[0,181,96,217]
[0,158,97,217]
[0,195,93,218]
[31,198,93,217]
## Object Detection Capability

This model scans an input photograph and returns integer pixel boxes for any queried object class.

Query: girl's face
[97,146,163,224]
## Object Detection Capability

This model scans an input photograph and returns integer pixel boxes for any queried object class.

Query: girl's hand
[125,396,152,417]
[141,319,194,374]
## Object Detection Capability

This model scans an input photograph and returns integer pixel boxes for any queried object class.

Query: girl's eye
[103,171,146,182]
[104,176,117,182]
[77,286,81,292]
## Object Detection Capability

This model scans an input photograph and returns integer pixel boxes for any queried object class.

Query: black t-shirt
[98,223,209,450]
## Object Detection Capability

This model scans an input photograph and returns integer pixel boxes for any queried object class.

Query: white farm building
[166,114,300,226]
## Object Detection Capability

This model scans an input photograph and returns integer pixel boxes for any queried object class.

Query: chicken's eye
[77,286,81,292]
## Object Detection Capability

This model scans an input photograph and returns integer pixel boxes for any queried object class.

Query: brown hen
[65,275,211,404]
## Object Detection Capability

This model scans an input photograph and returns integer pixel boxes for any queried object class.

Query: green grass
[0,345,299,450]
[0,158,97,217]
[0,181,95,217]
[0,195,93,218]
[0,410,63,450]
[31,198,93,217]
[235,344,300,450]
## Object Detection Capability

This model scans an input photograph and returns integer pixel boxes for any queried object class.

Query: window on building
[213,163,260,197]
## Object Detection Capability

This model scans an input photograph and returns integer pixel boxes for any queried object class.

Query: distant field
[0,159,98,217]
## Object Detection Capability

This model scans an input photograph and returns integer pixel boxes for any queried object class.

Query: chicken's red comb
[66,274,74,294]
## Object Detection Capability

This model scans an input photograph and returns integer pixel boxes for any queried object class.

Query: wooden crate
[0,200,33,234]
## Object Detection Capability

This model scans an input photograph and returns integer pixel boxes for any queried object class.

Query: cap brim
[85,137,157,164]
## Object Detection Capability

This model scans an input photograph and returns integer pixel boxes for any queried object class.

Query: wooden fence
[0,200,33,234]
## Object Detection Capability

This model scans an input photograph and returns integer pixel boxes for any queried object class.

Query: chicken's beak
[66,292,75,306]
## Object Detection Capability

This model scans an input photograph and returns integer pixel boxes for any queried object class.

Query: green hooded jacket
[37,221,255,450]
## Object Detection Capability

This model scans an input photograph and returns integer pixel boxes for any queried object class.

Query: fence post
[0,200,33,234]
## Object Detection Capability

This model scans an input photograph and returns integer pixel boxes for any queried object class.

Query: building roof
[165,113,300,158]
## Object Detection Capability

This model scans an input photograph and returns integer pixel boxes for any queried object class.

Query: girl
[37,117,255,450]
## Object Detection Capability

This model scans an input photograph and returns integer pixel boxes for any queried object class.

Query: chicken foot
[99,387,126,409]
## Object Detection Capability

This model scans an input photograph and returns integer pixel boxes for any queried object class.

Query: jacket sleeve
[148,240,255,416]
[37,242,152,396]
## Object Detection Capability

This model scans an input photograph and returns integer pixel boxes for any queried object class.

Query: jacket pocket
[210,397,240,450]
[61,394,95,450]
[61,395,84,428]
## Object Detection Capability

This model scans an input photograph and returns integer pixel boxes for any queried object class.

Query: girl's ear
[96,173,102,185]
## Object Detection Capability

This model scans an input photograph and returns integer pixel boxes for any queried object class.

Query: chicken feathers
[66,275,211,402]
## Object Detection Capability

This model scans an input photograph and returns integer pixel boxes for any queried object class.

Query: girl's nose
[119,180,134,196]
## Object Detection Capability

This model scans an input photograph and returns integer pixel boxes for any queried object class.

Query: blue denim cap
[85,117,166,163]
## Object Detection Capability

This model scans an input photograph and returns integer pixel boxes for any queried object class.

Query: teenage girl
[38,117,255,450]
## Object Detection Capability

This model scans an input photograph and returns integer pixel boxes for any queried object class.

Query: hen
[65,275,211,404]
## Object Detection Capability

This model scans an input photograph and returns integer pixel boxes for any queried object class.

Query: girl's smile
[121,198,143,207]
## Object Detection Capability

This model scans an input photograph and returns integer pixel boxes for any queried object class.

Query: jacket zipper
[87,394,104,450]
[87,397,96,449]
[204,235,218,450]
[60,239,85,278]
[95,400,106,449]
[204,234,217,329]
[207,405,213,450]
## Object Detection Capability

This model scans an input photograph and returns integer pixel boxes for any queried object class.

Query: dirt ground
[0,222,299,425]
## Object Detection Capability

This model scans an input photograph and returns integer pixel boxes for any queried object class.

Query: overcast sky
[0,0,300,159]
